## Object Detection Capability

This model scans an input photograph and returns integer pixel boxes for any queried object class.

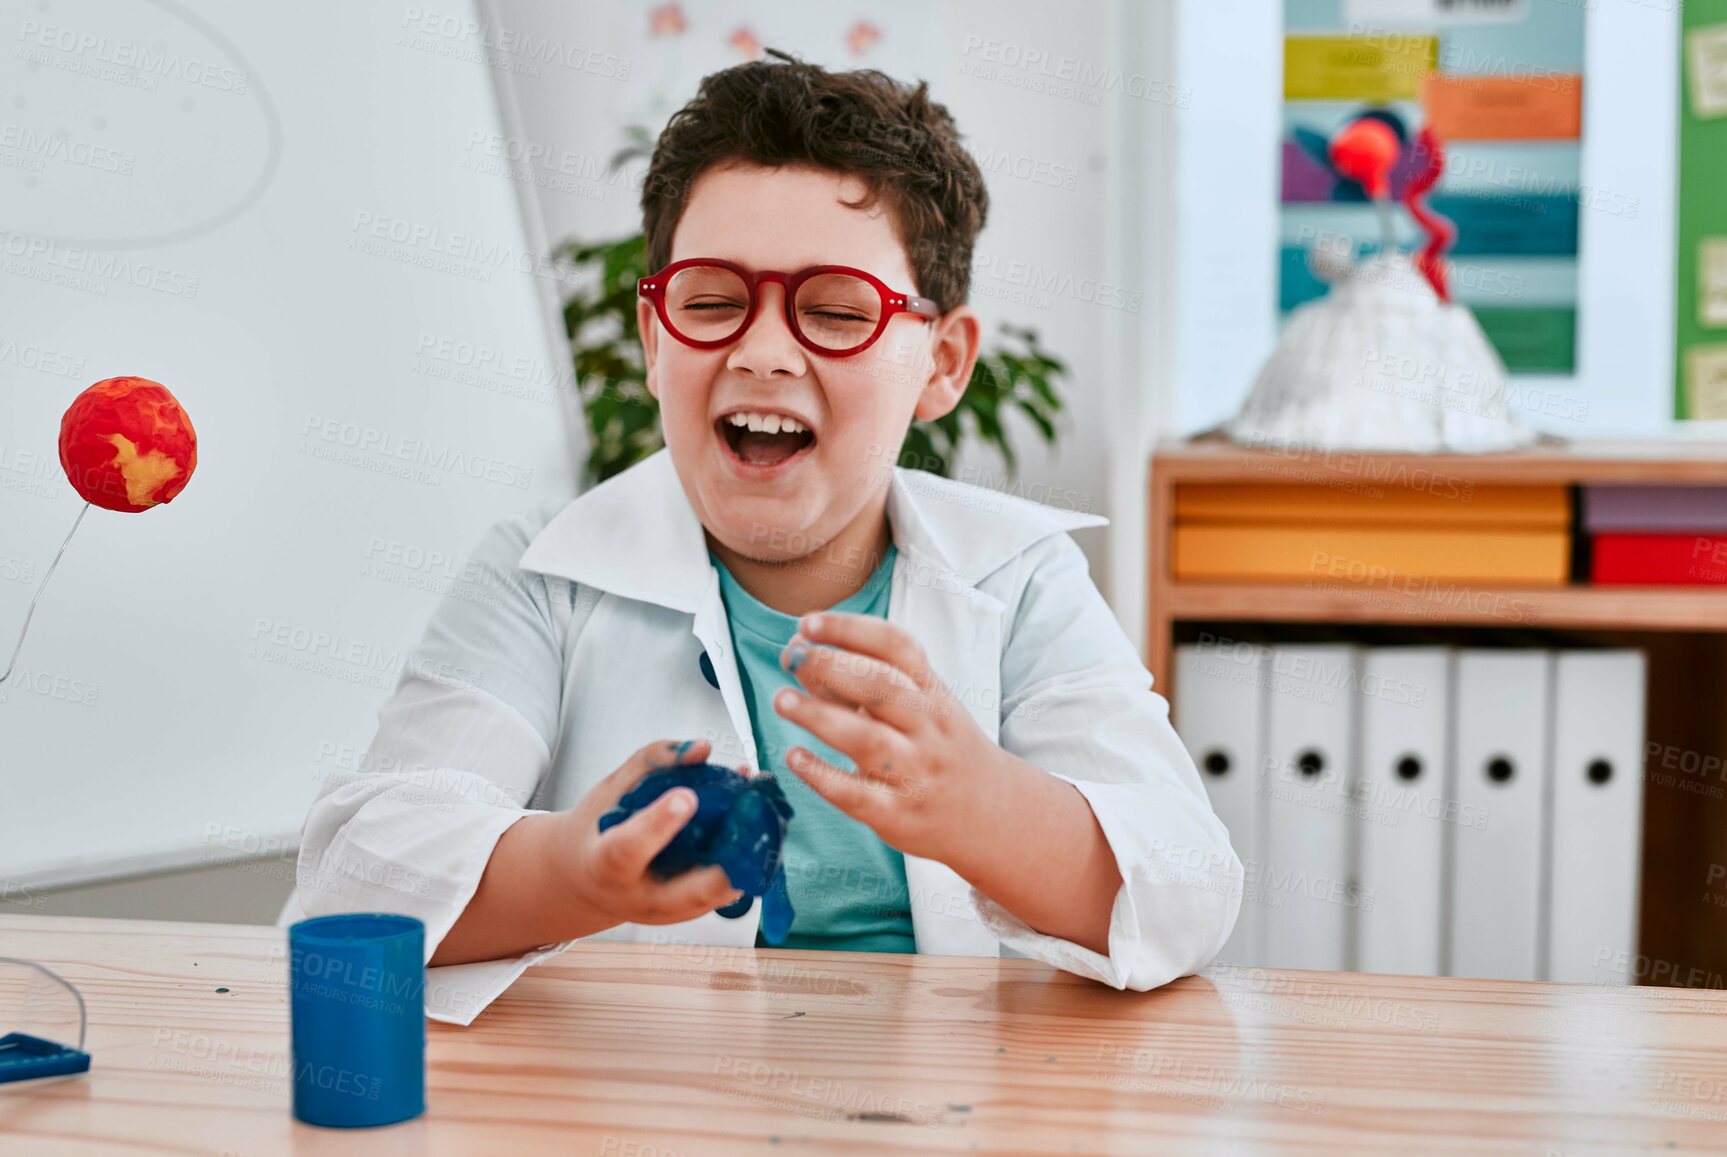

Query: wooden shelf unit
[1161,581,1727,633]
[1147,437,1727,688]
[1147,436,1727,988]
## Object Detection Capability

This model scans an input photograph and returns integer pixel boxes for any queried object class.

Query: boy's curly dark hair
[641,47,988,313]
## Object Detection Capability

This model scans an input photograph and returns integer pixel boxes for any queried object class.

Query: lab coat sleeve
[972,531,1243,991]
[293,506,576,1025]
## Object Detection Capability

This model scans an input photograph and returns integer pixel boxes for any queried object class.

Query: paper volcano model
[1225,120,1538,454]
[1225,251,1537,453]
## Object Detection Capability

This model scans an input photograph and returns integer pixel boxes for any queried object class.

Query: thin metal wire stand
[0,502,92,687]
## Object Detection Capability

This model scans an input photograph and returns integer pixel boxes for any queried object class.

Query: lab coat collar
[516,446,1108,605]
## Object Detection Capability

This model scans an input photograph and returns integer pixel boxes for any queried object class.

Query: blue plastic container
[288,913,425,1128]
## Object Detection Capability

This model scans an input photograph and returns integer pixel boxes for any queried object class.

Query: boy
[291,50,1240,1024]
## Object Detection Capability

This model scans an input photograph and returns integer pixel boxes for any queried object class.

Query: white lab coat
[285,447,1241,1024]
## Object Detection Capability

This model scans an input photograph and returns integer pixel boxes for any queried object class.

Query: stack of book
[1172,483,1572,586]
[1586,486,1727,585]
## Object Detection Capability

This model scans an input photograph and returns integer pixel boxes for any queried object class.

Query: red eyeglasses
[638,258,941,358]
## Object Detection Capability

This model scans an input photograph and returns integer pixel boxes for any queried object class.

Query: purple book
[1583,485,1727,532]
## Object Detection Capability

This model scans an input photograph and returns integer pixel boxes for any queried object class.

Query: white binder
[1449,650,1554,980]
[1547,651,1646,983]
[1175,640,1267,964]
[1260,644,1359,971]
[1356,648,1452,976]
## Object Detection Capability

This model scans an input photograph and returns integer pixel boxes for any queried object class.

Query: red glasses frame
[638,258,941,358]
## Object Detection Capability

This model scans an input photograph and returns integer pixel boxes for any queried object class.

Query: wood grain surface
[4,914,1727,1155]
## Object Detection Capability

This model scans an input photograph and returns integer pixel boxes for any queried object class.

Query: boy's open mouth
[715,411,817,469]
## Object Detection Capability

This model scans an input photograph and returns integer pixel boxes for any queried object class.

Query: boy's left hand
[772,611,1005,864]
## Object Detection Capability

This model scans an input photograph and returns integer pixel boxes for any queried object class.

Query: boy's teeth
[727,411,806,434]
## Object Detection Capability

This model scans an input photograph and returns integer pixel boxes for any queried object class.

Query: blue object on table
[598,762,796,944]
[0,1032,91,1083]
[0,957,91,1084]
[288,913,425,1128]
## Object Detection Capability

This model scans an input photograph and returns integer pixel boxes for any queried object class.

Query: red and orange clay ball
[1329,118,1401,200]
[58,376,197,512]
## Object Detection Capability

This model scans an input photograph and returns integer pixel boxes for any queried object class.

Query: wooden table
[5,915,1727,1155]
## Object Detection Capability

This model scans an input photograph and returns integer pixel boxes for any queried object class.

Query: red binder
[1591,534,1727,585]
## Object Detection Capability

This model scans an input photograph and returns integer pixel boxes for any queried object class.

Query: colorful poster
[1280,0,1585,374]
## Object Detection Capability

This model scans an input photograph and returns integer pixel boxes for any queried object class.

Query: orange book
[1172,525,1570,586]
[1174,483,1569,528]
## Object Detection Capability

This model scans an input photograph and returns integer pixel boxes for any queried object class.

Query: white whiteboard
[0,0,581,887]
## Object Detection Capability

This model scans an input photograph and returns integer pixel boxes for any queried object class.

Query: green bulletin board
[1678,1,1727,419]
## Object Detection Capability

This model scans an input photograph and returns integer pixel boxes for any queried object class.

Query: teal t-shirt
[710,543,916,954]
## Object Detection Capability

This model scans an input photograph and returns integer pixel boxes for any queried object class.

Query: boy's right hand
[557,738,748,929]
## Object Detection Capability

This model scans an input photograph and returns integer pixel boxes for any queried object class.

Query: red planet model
[58,376,198,512]
[2,376,198,686]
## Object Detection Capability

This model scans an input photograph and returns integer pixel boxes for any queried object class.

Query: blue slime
[597,762,796,944]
